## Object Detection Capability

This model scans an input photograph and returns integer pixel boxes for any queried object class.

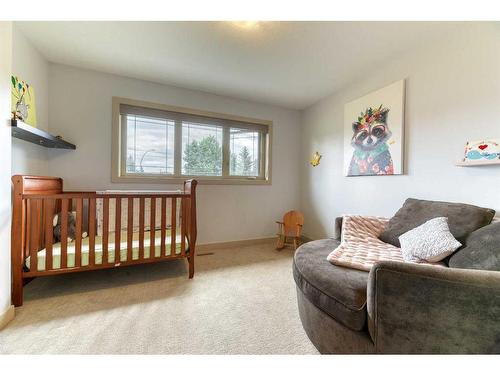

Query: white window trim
[111,97,273,185]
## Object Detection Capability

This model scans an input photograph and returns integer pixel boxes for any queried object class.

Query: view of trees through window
[182,122,223,176]
[229,129,259,176]
[123,110,265,179]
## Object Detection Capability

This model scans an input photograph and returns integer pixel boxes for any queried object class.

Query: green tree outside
[126,154,135,172]
[183,135,222,175]
[183,136,256,176]
[230,146,256,176]
[230,153,238,175]
[239,146,253,175]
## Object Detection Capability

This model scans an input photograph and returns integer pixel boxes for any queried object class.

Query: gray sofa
[293,199,500,354]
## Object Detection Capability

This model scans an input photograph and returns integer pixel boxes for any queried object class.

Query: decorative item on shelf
[456,139,500,166]
[344,79,405,176]
[310,151,322,167]
[11,75,37,127]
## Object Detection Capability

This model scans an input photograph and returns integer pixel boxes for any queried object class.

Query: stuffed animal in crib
[348,105,394,176]
[53,212,88,243]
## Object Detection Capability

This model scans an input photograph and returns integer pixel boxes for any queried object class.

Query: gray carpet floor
[0,241,318,354]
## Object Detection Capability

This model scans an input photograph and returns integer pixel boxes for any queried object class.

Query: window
[113,98,272,184]
[229,128,260,177]
[126,115,175,175]
[182,121,223,176]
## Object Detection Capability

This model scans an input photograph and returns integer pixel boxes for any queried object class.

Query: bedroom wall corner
[0,21,14,328]
[11,24,50,176]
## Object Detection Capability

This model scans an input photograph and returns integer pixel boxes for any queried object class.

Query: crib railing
[11,175,197,306]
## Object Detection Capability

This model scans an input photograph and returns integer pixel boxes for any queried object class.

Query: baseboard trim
[301,235,313,243]
[0,304,15,331]
[197,237,275,251]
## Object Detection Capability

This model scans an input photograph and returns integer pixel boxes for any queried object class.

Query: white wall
[300,23,500,240]
[48,64,301,244]
[11,25,49,176]
[0,22,13,318]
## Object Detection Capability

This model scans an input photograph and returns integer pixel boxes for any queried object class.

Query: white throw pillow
[399,217,462,262]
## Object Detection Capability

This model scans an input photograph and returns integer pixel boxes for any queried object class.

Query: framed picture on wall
[11,75,37,127]
[343,79,405,176]
[461,139,500,164]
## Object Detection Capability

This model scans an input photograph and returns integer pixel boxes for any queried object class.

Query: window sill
[111,174,271,185]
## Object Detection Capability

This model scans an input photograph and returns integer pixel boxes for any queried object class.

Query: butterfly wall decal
[310,151,322,167]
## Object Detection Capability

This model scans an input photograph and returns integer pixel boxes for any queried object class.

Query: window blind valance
[120,104,269,133]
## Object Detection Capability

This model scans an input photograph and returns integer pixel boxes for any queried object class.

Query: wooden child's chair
[276,210,304,250]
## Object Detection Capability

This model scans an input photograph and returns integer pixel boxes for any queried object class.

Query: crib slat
[180,198,186,256]
[170,198,176,256]
[127,197,133,261]
[75,198,83,267]
[44,199,54,270]
[115,198,121,263]
[88,198,96,266]
[27,200,34,271]
[102,197,109,264]
[60,198,69,268]
[25,200,30,262]
[29,199,40,272]
[35,199,42,253]
[39,198,46,252]
[150,197,156,258]
[161,197,166,256]
[139,197,145,260]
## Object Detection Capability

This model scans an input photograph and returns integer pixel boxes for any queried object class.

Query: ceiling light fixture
[232,21,261,30]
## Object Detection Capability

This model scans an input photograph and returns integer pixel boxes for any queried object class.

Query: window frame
[112,97,272,185]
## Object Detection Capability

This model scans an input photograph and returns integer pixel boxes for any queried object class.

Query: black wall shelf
[11,119,76,150]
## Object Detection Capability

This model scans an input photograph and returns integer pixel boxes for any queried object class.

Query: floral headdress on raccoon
[355,105,390,127]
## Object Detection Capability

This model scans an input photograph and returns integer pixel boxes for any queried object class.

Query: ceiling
[17,21,465,110]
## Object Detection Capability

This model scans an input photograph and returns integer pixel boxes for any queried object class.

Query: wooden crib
[11,175,198,307]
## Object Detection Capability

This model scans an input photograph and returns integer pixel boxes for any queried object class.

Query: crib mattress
[26,230,186,272]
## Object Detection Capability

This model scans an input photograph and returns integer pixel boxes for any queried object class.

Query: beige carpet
[0,240,318,354]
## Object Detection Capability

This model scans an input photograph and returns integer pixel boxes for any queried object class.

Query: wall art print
[462,139,500,163]
[11,75,37,127]
[344,80,405,176]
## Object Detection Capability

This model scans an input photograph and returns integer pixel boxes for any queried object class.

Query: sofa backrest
[448,221,500,271]
[378,198,495,247]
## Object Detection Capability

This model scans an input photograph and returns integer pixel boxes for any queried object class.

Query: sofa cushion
[399,217,462,262]
[448,221,500,271]
[379,198,495,247]
[293,239,369,331]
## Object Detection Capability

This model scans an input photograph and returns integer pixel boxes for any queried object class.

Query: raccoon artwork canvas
[344,80,405,176]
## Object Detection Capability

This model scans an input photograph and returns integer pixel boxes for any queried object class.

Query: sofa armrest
[367,261,500,353]
[333,217,343,240]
